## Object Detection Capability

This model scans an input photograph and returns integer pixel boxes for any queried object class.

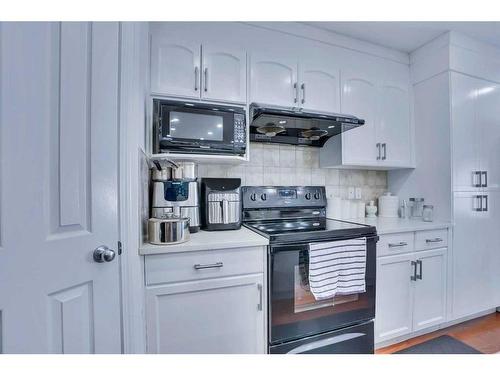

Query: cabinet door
[375,253,414,343]
[340,69,379,166]
[451,73,481,191]
[298,59,340,113]
[250,51,298,107]
[146,274,265,354]
[201,45,247,104]
[452,192,492,319]
[482,192,500,307]
[476,82,500,190]
[413,248,447,331]
[150,36,201,98]
[378,82,412,167]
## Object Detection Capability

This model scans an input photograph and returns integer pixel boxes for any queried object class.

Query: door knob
[93,245,116,263]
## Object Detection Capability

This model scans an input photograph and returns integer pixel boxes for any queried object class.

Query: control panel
[242,186,326,209]
[233,113,246,146]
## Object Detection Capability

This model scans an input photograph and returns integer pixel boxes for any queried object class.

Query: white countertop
[140,226,269,255]
[348,217,452,235]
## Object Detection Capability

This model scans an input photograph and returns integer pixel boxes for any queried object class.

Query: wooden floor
[376,312,500,354]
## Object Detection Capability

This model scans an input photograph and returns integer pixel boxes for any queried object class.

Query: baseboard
[375,308,497,349]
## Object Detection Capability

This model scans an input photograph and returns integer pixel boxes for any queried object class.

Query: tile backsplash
[198,144,388,202]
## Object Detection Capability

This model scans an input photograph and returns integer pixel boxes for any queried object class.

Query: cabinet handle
[376,143,381,160]
[411,261,417,281]
[425,238,443,244]
[193,262,223,270]
[417,260,423,280]
[382,143,387,160]
[482,171,488,188]
[257,283,263,311]
[388,242,408,248]
[474,171,482,187]
[474,195,483,212]
[293,82,298,103]
[483,195,488,212]
[204,67,208,92]
[194,66,199,91]
[301,83,306,104]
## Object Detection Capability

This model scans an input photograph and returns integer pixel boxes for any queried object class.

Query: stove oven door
[268,235,377,345]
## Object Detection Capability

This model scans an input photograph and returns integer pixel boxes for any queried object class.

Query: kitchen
[1,14,500,361]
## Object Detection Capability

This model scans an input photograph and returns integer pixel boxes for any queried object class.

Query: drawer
[415,229,448,250]
[377,232,415,256]
[145,246,265,285]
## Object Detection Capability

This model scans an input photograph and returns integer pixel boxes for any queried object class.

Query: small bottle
[423,205,434,222]
[400,199,408,219]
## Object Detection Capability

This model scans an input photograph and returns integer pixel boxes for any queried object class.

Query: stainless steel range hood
[249,103,365,147]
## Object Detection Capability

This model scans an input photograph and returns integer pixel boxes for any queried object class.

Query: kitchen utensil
[172,161,197,181]
[148,216,190,245]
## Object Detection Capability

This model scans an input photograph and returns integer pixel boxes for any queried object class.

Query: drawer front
[378,232,415,257]
[415,229,448,251]
[145,246,265,285]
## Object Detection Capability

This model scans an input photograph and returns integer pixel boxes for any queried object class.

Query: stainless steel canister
[148,217,190,245]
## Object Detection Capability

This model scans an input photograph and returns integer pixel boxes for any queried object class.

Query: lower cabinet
[375,248,447,343]
[145,273,265,354]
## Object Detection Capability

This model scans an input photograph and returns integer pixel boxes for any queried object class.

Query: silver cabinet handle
[475,195,483,212]
[204,67,208,92]
[417,260,423,280]
[194,66,199,91]
[482,171,488,188]
[388,242,408,248]
[376,143,381,160]
[293,82,298,103]
[301,83,306,104]
[425,238,443,243]
[474,171,482,187]
[193,262,223,270]
[382,143,387,160]
[483,195,488,212]
[411,261,417,281]
[257,284,263,311]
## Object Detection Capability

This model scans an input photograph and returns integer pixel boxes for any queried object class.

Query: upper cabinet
[320,68,413,169]
[249,51,340,113]
[151,35,247,104]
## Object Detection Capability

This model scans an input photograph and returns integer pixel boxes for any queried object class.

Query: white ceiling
[303,22,500,53]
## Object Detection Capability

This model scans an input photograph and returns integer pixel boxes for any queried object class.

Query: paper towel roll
[379,192,399,218]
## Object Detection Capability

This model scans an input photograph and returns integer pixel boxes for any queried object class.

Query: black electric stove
[242,186,378,354]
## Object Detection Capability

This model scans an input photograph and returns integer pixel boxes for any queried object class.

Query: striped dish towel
[308,237,367,300]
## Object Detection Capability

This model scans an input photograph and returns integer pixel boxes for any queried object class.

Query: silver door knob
[93,245,116,263]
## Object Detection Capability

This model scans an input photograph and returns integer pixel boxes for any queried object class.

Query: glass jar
[422,205,434,222]
[410,198,425,218]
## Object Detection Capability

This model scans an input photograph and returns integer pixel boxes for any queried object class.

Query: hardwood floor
[376,312,500,354]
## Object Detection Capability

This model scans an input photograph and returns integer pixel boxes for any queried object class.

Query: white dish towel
[308,237,367,300]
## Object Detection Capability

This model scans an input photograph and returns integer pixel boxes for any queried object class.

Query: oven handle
[270,235,379,253]
[286,332,366,354]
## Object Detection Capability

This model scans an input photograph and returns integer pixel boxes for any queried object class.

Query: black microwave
[152,99,247,156]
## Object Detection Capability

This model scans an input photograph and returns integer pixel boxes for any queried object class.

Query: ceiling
[303,22,500,53]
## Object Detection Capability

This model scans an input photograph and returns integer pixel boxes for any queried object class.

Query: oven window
[169,111,223,141]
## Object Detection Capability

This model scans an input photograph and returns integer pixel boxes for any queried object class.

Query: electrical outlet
[355,187,362,200]
[348,187,355,199]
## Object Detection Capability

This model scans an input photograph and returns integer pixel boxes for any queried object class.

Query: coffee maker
[151,160,200,233]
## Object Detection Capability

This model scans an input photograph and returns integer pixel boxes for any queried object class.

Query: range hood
[249,103,365,147]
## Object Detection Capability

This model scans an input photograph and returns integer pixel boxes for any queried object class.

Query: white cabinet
[146,274,265,354]
[321,69,412,169]
[250,51,298,108]
[249,51,340,113]
[451,72,500,191]
[150,36,247,103]
[376,239,447,344]
[376,253,414,342]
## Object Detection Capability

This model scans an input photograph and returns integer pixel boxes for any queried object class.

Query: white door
[451,73,481,191]
[145,274,265,354]
[250,51,298,107]
[298,59,340,113]
[476,81,500,190]
[340,69,379,166]
[413,248,447,331]
[0,22,122,353]
[201,44,247,104]
[452,192,492,319]
[150,35,201,98]
[377,82,412,167]
[375,253,414,343]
